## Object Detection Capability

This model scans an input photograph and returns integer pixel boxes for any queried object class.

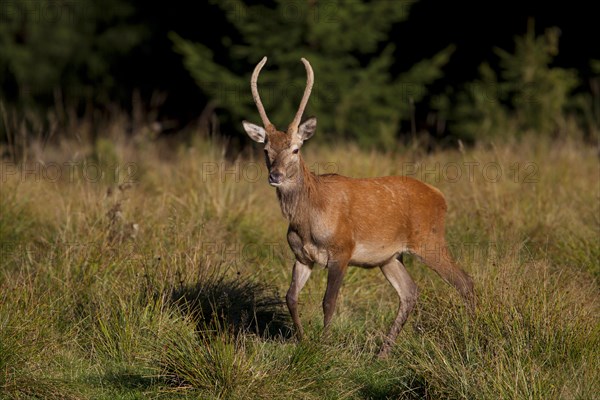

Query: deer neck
[276,155,316,226]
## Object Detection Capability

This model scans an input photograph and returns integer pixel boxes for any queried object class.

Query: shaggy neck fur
[276,155,318,228]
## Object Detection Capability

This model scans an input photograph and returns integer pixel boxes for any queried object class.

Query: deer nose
[268,171,284,185]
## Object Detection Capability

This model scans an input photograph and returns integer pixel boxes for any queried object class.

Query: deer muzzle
[268,170,284,186]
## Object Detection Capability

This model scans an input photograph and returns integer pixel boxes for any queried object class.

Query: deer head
[242,57,317,187]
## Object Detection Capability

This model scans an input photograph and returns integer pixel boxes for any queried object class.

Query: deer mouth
[268,177,284,186]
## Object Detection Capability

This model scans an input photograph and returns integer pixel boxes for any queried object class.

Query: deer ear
[297,117,317,142]
[242,121,266,143]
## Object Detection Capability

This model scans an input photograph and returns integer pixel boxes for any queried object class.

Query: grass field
[1,127,599,399]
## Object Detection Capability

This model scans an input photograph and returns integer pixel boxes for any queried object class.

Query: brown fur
[243,58,474,358]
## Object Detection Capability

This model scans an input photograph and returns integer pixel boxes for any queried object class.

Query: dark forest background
[1,0,598,149]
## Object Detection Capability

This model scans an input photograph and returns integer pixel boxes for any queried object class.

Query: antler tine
[288,58,314,133]
[251,56,273,129]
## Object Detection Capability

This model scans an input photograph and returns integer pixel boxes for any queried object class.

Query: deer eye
[292,148,299,154]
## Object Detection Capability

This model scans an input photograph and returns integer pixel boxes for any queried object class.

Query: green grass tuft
[0,132,598,399]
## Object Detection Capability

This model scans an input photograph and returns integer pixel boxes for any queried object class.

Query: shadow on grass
[103,370,156,390]
[170,272,293,340]
[80,367,163,398]
[355,365,428,400]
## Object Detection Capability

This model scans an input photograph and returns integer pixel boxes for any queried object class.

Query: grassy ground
[1,128,599,399]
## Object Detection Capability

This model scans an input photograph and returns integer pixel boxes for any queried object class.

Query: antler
[288,58,314,134]
[251,56,273,129]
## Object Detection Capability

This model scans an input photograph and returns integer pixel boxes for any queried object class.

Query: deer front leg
[323,259,349,332]
[286,260,313,340]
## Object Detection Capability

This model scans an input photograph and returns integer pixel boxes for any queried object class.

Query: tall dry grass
[0,120,598,398]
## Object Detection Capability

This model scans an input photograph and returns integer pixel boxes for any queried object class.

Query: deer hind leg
[378,255,418,358]
[286,260,313,340]
[415,239,475,308]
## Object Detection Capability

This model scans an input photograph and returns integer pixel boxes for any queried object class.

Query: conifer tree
[0,0,145,106]
[172,0,453,146]
[450,21,579,139]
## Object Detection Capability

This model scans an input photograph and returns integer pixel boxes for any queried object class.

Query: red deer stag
[242,57,474,357]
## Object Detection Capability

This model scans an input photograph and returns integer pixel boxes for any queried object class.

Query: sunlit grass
[1,130,598,399]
